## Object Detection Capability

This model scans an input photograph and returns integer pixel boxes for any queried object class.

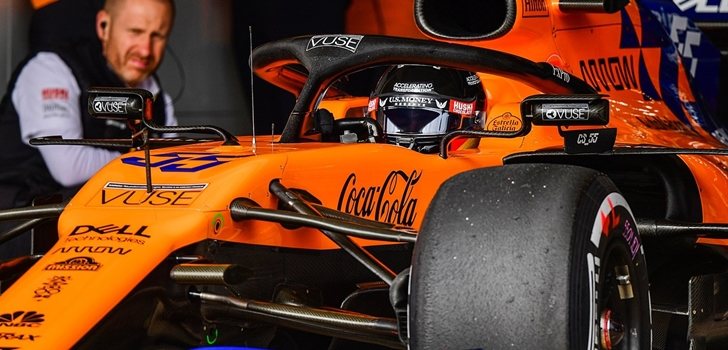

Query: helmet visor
[381,107,465,135]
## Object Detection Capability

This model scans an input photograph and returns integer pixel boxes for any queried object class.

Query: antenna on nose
[249,26,257,153]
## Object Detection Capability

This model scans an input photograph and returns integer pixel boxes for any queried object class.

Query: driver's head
[368,65,486,153]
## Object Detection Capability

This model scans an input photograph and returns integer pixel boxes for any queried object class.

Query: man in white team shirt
[0,0,176,258]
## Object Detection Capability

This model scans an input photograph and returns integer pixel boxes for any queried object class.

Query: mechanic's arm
[12,52,121,188]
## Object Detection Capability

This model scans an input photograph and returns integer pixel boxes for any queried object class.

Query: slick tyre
[409,164,650,350]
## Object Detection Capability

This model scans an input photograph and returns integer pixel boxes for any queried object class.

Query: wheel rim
[599,241,645,350]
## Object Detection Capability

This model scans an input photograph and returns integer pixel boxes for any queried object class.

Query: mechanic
[0,0,177,258]
[367,64,486,153]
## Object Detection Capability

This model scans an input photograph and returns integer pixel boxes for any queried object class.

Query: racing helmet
[368,65,486,153]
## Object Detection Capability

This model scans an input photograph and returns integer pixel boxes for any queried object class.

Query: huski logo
[0,311,44,328]
[450,100,474,115]
[92,96,127,114]
[306,35,363,53]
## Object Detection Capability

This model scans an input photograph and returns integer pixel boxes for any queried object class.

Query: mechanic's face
[97,0,172,87]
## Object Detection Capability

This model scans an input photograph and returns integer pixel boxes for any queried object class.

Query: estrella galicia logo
[122,152,246,172]
[0,311,45,328]
[44,257,101,271]
[337,170,421,226]
[306,35,363,53]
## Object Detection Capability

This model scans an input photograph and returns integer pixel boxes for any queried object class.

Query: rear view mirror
[521,94,609,126]
[87,88,153,121]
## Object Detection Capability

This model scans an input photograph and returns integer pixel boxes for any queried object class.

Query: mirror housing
[521,94,609,126]
[87,88,153,121]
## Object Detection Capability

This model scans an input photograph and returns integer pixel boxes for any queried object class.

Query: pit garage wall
[0,0,251,135]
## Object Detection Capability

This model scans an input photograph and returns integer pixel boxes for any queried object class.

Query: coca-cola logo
[337,170,421,226]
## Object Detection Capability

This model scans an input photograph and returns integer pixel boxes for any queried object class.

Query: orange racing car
[2,0,728,349]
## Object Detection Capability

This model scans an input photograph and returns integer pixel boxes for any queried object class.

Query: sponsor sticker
[44,257,102,271]
[68,224,150,238]
[65,235,146,246]
[386,95,435,108]
[0,311,44,328]
[42,88,68,101]
[52,246,132,256]
[42,102,70,116]
[635,114,696,134]
[122,152,247,173]
[522,0,549,17]
[93,182,207,207]
[486,112,522,132]
[579,56,638,92]
[368,98,378,112]
[92,96,128,114]
[542,103,589,121]
[337,170,421,227]
[392,82,434,93]
[306,35,363,53]
[0,332,40,341]
[551,65,571,83]
[64,225,149,245]
[562,128,617,154]
[33,276,71,301]
[450,100,474,115]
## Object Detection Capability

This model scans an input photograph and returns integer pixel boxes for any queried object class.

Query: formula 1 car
[3,0,728,348]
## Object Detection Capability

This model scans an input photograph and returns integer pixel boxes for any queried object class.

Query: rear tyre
[409,164,650,349]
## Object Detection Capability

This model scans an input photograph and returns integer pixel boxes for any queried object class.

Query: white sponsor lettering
[664,13,701,77]
[388,96,433,107]
[104,182,208,191]
[576,132,600,146]
[92,97,128,114]
[551,65,571,82]
[466,74,481,86]
[587,253,600,350]
[673,0,728,12]
[306,35,363,53]
[392,82,434,93]
[543,103,589,120]
[451,100,474,115]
